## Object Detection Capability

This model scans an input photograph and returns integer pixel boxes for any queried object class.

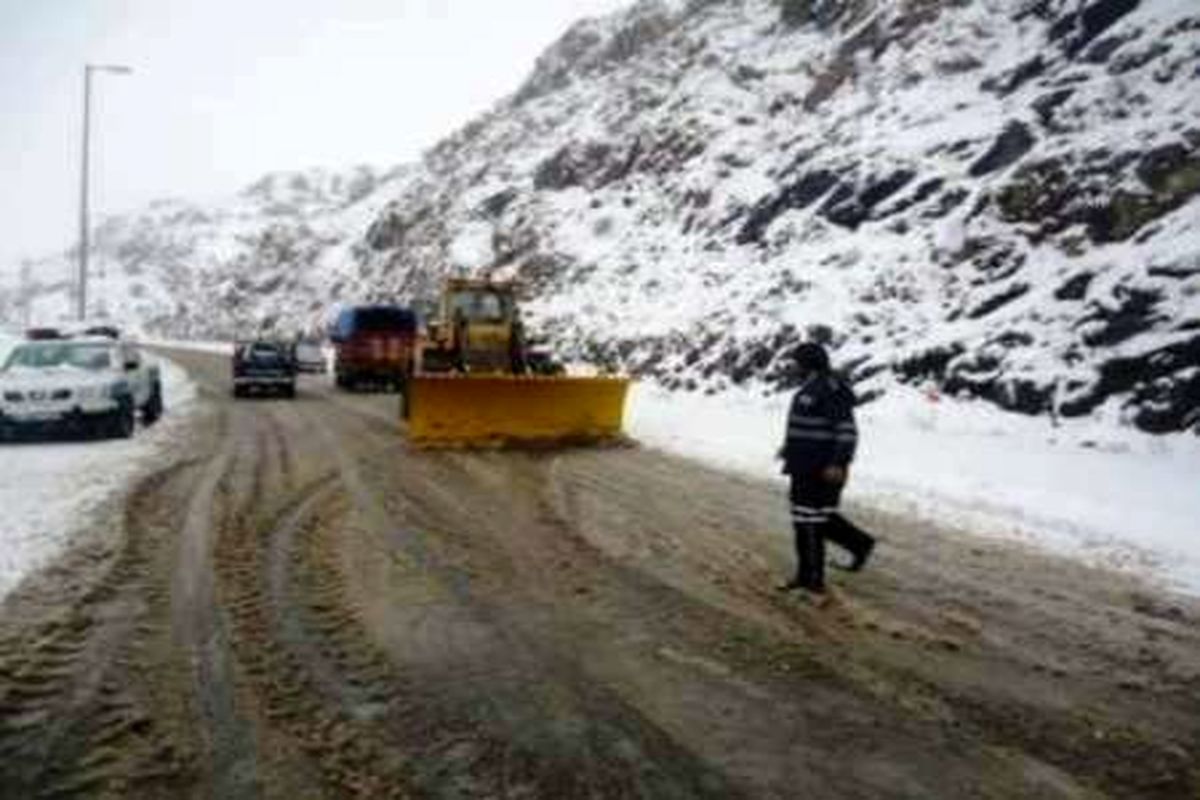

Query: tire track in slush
[307,408,745,800]
[317,405,1096,800]
[171,443,260,800]
[263,476,381,714]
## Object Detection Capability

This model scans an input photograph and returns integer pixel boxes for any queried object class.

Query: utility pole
[19,261,32,329]
[77,63,131,321]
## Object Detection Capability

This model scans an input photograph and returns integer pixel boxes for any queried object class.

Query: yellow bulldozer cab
[406,374,631,448]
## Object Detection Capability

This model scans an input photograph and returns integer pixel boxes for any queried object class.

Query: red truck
[330,305,418,391]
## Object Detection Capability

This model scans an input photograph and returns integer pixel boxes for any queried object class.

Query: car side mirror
[124,359,139,371]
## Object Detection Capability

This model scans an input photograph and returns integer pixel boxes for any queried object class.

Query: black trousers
[789,474,874,589]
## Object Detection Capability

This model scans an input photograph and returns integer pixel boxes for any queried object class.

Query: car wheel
[143,383,164,425]
[109,403,135,439]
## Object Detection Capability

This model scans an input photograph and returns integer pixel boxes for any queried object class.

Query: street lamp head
[87,64,133,75]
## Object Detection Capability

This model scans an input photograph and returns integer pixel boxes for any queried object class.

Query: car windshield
[2,342,114,372]
[242,343,284,363]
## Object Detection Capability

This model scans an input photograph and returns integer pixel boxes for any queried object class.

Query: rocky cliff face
[5,0,1199,433]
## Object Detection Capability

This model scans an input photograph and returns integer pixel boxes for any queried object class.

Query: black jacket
[781,373,858,475]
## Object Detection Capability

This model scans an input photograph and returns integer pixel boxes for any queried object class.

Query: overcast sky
[0,0,633,270]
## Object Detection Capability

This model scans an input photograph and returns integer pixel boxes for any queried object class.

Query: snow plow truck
[402,278,630,448]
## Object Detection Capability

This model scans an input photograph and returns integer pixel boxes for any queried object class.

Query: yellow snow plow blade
[406,374,631,448]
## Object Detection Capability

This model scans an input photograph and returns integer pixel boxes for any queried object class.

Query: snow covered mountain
[0,165,399,337]
[4,0,1199,433]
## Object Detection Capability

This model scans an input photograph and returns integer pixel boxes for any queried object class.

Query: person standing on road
[777,342,875,596]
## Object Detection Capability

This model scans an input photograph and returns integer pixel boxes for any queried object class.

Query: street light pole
[77,63,131,321]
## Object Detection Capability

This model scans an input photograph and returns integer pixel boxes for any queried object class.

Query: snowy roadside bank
[628,383,1200,596]
[0,336,199,601]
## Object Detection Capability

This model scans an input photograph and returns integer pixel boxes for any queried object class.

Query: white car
[292,340,327,374]
[0,338,163,440]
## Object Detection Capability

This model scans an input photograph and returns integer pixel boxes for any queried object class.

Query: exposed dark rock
[924,187,969,219]
[1083,34,1134,64]
[894,343,966,384]
[1078,287,1165,347]
[480,188,518,218]
[860,170,917,214]
[779,0,814,28]
[1055,272,1094,301]
[622,128,707,178]
[996,158,1071,227]
[967,283,1031,319]
[1136,142,1200,194]
[992,331,1036,348]
[969,122,1037,177]
[736,169,838,244]
[1087,190,1176,243]
[910,177,945,204]
[1148,264,1200,279]
[818,182,866,229]
[1032,88,1075,129]
[982,56,1046,96]
[600,4,676,65]
[779,0,855,30]
[1001,379,1056,416]
[533,142,615,191]
[365,207,428,251]
[936,54,984,75]
[965,238,1026,282]
[1109,41,1170,74]
[733,64,767,84]
[1050,0,1142,57]
[1060,334,1200,432]
[514,3,676,105]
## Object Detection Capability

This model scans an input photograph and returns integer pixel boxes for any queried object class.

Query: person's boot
[826,514,875,572]
[781,521,827,592]
[845,539,874,572]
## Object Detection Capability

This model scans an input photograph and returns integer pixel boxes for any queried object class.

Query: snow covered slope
[4,0,1199,434]
[0,165,402,338]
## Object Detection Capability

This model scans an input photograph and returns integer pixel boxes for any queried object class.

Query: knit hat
[791,342,830,373]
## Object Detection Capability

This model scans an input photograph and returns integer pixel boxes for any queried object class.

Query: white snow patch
[148,339,235,355]
[628,382,1200,595]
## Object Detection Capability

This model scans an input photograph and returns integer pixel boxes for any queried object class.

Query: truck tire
[398,377,410,420]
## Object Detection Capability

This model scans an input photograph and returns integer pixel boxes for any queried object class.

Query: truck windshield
[450,290,507,322]
[3,343,114,372]
[354,308,416,333]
